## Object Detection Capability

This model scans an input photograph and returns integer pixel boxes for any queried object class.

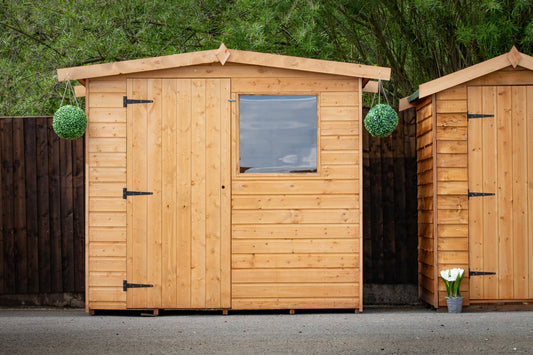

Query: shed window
[239,95,317,173]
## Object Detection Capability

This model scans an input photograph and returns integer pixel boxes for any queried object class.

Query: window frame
[235,93,321,177]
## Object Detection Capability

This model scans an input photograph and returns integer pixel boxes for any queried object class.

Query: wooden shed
[400,47,533,309]
[57,44,390,313]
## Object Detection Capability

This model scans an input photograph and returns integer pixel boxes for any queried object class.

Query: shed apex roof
[420,47,532,98]
[398,46,533,111]
[57,43,391,82]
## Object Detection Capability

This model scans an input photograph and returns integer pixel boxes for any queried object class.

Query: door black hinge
[123,96,154,107]
[123,188,153,199]
[123,280,154,291]
[468,191,495,198]
[470,270,496,276]
[467,113,494,119]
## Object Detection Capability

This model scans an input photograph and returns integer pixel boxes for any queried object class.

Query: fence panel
[1,110,416,296]
[362,108,418,284]
[0,116,85,295]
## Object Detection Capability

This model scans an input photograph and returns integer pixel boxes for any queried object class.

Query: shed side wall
[417,97,436,306]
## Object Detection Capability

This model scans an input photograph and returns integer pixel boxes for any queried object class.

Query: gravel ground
[0,307,532,354]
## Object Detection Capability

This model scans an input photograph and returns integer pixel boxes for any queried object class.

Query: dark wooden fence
[0,110,416,299]
[0,116,85,295]
[362,107,418,284]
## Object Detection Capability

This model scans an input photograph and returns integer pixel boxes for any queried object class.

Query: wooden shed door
[468,86,533,301]
[126,78,231,309]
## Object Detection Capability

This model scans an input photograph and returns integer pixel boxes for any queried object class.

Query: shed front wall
[419,66,533,308]
[85,63,362,311]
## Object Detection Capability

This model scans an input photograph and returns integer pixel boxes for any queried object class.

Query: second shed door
[126,78,231,309]
[468,85,533,301]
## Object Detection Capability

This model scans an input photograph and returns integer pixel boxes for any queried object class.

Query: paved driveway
[1,307,532,354]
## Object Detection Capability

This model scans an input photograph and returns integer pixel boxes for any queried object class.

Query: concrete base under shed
[0,293,84,308]
[363,284,418,305]
[1,285,419,309]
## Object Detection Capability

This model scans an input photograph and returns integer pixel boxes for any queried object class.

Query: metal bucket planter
[445,296,464,313]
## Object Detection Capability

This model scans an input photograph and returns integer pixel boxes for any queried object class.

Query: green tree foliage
[1,0,531,115]
[319,0,533,101]
[0,0,230,115]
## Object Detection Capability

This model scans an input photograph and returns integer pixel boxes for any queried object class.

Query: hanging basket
[53,105,87,140]
[364,103,399,137]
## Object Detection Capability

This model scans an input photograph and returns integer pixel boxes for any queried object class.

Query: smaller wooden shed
[400,47,533,309]
[57,44,390,313]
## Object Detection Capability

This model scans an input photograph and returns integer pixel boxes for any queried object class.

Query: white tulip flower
[440,268,465,297]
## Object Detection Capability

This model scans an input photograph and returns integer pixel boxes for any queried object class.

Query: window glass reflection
[239,95,317,173]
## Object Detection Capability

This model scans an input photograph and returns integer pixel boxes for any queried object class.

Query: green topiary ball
[53,105,87,140]
[364,104,399,137]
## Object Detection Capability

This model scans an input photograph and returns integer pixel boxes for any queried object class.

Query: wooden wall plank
[48,120,63,293]
[511,86,528,298]
[205,78,222,308]
[436,100,467,113]
[60,138,75,292]
[233,283,357,298]
[232,180,358,195]
[126,79,148,308]
[89,198,126,212]
[231,78,358,93]
[321,136,358,150]
[322,151,358,165]
[191,79,207,308]
[88,108,126,123]
[321,121,358,135]
[89,257,126,272]
[1,118,15,293]
[232,239,357,254]
[321,107,358,121]
[88,153,126,167]
[231,297,357,310]
[147,79,163,308]
[220,79,232,308]
[88,123,126,138]
[232,194,358,210]
[36,118,51,293]
[72,135,85,293]
[232,253,358,268]
[13,118,28,293]
[320,92,358,106]
[232,268,358,283]
[526,86,533,298]
[232,209,358,224]
[437,113,468,127]
[176,79,192,307]
[481,86,498,300]
[161,79,178,308]
[232,224,358,239]
[88,138,126,153]
[497,86,513,299]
